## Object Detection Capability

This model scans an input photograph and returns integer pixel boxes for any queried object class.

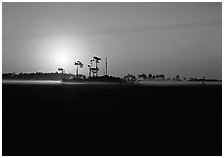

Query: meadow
[2,81,222,156]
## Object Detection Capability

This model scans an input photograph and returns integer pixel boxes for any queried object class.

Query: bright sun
[38,35,85,73]
[55,52,69,66]
[51,44,73,69]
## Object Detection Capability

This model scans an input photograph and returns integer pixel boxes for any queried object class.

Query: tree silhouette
[91,56,101,77]
[58,68,65,79]
[148,74,152,80]
[88,59,94,77]
[74,61,84,77]
[124,74,136,82]
[159,74,165,79]
[152,75,156,80]
[58,68,64,73]
[175,75,180,81]
[138,74,147,80]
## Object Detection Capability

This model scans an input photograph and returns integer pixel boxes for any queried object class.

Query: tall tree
[74,61,83,77]
[88,59,94,77]
[92,56,101,77]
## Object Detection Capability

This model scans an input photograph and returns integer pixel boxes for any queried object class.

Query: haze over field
[3,2,222,79]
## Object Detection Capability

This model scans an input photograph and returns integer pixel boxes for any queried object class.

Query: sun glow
[52,47,71,67]
[37,35,86,73]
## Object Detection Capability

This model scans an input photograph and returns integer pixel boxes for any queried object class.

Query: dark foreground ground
[3,82,222,156]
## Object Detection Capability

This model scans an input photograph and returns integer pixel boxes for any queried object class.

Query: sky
[2,2,222,79]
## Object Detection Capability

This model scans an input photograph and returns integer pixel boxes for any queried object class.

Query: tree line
[2,72,78,80]
[2,72,221,82]
[123,73,221,82]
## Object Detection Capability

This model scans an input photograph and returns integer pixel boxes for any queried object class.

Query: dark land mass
[3,82,222,156]
[63,75,127,83]
[2,72,73,80]
[3,72,221,82]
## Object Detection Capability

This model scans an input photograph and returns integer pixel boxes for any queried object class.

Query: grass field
[2,82,222,156]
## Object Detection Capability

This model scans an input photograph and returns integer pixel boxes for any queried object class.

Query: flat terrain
[2,82,222,156]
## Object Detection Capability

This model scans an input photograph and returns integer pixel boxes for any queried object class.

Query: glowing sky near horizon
[2,2,222,79]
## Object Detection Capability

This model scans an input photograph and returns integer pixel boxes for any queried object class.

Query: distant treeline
[2,72,76,80]
[2,72,221,82]
[124,73,221,82]
[188,77,221,82]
